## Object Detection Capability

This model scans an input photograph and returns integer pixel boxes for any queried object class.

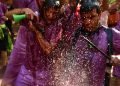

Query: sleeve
[1,3,7,14]
[50,22,63,46]
[25,0,38,12]
[112,28,120,54]
[112,28,120,78]
[2,26,27,85]
[115,21,120,31]
[13,0,38,12]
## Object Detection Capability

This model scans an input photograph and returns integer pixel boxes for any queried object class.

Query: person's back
[1,0,39,85]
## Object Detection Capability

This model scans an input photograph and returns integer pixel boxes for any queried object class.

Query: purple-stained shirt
[2,0,63,85]
[115,21,120,31]
[2,0,38,85]
[61,4,81,44]
[112,21,120,78]
[52,27,120,86]
[13,0,38,11]
[0,2,7,24]
[3,26,27,86]
[3,23,63,85]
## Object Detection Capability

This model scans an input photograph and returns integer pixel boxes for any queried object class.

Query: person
[101,0,120,85]
[0,1,8,71]
[0,0,38,65]
[59,0,81,45]
[110,55,120,86]
[51,1,120,86]
[1,0,38,85]
[1,0,64,85]
[108,6,120,86]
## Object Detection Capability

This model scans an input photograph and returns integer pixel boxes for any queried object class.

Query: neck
[81,25,101,36]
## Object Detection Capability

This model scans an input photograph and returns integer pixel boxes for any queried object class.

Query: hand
[28,21,36,32]
[111,55,120,66]
[22,8,38,20]
[60,5,66,14]
[28,21,42,36]
[1,16,8,21]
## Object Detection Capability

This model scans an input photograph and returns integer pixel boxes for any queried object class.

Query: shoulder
[13,0,33,7]
[101,27,120,40]
[111,28,120,49]
[0,2,7,11]
[112,28,120,37]
[13,0,26,8]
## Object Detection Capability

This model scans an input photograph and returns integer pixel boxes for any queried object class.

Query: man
[60,0,81,44]
[52,1,120,86]
[2,0,63,86]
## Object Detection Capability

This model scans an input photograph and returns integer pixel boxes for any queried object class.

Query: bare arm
[5,8,37,20]
[34,30,53,54]
[29,22,62,55]
[5,8,23,19]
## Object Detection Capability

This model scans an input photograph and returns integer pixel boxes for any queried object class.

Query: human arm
[5,8,37,20]
[5,0,39,21]
[34,30,53,54]
[29,22,63,55]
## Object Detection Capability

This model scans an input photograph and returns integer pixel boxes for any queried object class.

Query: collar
[80,25,102,36]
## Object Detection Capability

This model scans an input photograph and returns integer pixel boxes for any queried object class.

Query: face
[44,7,60,23]
[81,8,100,32]
[70,0,76,10]
[98,0,103,6]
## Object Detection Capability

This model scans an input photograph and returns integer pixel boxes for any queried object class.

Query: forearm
[35,31,53,54]
[5,8,24,20]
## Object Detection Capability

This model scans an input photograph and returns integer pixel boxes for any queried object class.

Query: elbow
[44,46,53,55]
[5,13,12,20]
[45,50,51,55]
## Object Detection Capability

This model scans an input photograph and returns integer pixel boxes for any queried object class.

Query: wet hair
[80,2,101,14]
[69,0,80,5]
[39,0,61,20]
[44,0,61,8]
